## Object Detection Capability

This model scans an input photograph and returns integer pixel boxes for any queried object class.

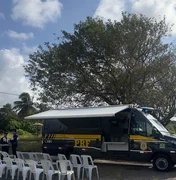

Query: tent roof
[25,105,130,120]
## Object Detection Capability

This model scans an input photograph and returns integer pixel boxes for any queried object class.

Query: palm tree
[13,92,36,118]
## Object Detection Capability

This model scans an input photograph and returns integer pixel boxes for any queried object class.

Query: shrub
[21,121,40,134]
[17,129,32,136]
[6,120,22,131]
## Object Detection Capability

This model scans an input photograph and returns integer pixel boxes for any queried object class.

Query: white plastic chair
[3,157,18,180]
[58,154,67,160]
[34,153,44,162]
[16,152,25,161]
[25,152,42,167]
[29,153,39,162]
[1,151,16,160]
[70,154,83,179]
[43,153,57,166]
[56,160,75,180]
[15,159,30,180]
[18,152,30,162]
[41,160,61,180]
[26,160,43,180]
[81,155,99,180]
[0,159,7,178]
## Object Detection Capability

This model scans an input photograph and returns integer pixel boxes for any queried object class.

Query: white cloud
[21,44,38,63]
[0,48,33,105]
[22,44,38,54]
[7,30,34,40]
[131,0,176,34]
[94,0,126,21]
[94,0,176,35]
[0,12,5,20]
[11,0,63,28]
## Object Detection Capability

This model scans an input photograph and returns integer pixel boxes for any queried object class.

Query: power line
[0,92,19,96]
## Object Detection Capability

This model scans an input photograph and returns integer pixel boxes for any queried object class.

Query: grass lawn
[18,135,42,152]
[0,134,42,153]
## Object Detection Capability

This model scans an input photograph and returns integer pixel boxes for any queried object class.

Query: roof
[25,104,130,120]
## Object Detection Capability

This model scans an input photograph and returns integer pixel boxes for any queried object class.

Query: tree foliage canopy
[25,13,176,125]
[13,92,36,117]
[0,104,17,132]
[0,93,45,134]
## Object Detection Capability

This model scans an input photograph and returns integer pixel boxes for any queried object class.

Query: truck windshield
[145,114,170,135]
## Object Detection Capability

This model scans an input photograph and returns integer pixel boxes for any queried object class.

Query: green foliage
[0,104,18,132]
[0,93,42,135]
[17,129,32,136]
[21,121,40,134]
[13,92,36,118]
[6,120,22,131]
[25,13,176,125]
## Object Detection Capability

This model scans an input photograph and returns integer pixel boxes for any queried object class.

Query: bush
[21,121,40,134]
[17,129,32,136]
[6,120,22,131]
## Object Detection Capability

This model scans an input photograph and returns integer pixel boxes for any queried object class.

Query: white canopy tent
[25,105,130,120]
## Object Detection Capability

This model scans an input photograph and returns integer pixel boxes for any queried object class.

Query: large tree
[25,13,176,125]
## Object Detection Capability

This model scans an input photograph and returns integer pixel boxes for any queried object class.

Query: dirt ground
[2,160,176,180]
[94,160,176,180]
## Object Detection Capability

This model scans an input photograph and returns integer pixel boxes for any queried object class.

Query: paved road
[2,160,176,180]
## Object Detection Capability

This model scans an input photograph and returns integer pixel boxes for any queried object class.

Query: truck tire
[153,154,172,172]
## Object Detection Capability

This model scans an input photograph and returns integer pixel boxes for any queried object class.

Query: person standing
[10,129,18,157]
[0,132,9,153]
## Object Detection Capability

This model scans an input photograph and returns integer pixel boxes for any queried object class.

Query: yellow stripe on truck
[45,134,155,141]
[47,134,101,139]
[130,135,155,141]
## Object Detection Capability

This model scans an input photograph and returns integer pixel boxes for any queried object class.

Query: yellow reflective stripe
[45,134,155,141]
[130,135,155,141]
[47,134,101,139]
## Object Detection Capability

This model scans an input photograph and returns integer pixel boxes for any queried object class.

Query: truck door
[129,110,154,162]
[101,115,129,153]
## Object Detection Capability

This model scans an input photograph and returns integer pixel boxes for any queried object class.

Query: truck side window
[146,122,153,137]
[130,120,146,136]
[130,115,153,137]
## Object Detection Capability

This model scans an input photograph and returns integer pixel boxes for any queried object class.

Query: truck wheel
[153,154,172,172]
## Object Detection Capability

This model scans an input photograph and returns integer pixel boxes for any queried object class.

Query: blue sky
[0,0,99,50]
[0,0,176,105]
